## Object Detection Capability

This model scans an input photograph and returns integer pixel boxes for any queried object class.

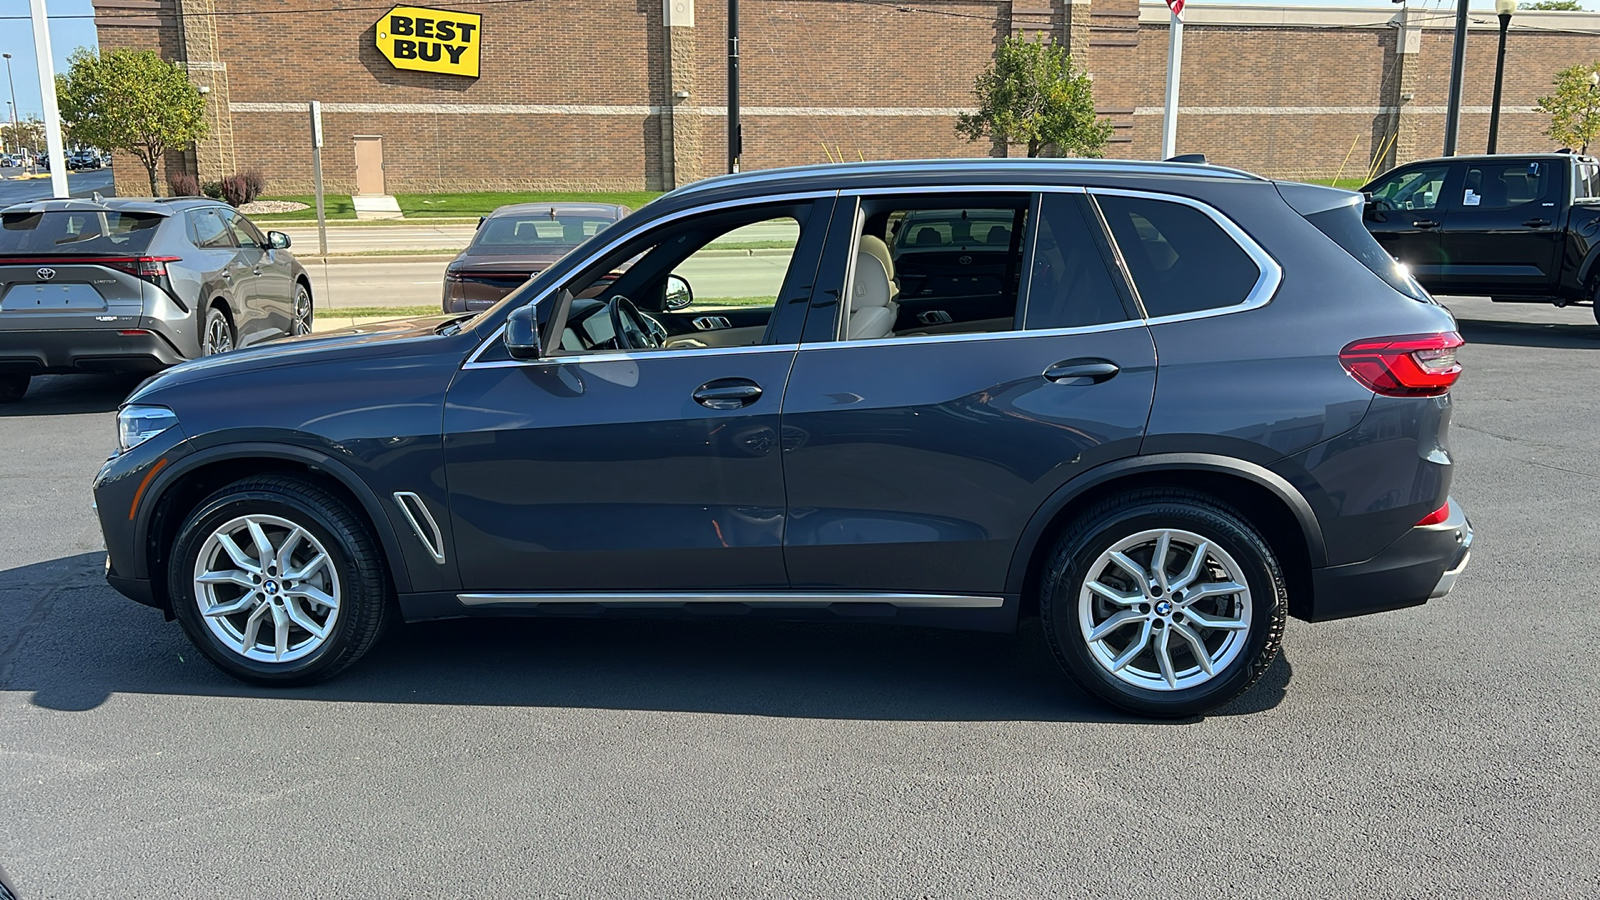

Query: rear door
[185,207,248,330]
[225,210,294,338]
[1363,162,1457,286]
[1434,158,1564,295]
[778,189,1156,597]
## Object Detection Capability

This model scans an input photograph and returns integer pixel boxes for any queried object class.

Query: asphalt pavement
[0,168,115,206]
[1,295,1597,898]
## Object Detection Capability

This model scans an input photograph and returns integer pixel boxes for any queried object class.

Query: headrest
[858,234,894,279]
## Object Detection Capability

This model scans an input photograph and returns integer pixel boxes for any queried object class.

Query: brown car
[441,202,629,312]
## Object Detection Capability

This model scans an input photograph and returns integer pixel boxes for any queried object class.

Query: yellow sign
[375,6,482,78]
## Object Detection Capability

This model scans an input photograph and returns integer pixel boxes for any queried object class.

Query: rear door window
[1024,193,1133,329]
[0,210,164,254]
[1094,194,1264,318]
[1459,161,1554,211]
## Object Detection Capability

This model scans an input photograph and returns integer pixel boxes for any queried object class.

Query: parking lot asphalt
[1,295,1597,898]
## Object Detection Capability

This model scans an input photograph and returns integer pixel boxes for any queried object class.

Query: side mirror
[267,230,291,250]
[504,304,543,360]
[664,273,694,310]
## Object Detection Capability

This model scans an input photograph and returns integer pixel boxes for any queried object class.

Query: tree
[957,36,1112,158]
[1537,61,1600,154]
[55,48,208,196]
[1519,1,1584,10]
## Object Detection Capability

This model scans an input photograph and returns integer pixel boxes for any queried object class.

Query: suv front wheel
[168,475,391,684]
[1040,490,1287,718]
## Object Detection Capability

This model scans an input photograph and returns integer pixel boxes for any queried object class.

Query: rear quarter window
[1305,203,1431,303]
[1094,194,1263,318]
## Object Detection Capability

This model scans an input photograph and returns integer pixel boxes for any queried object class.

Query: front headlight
[117,405,178,452]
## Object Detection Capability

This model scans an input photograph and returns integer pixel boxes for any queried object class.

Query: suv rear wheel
[168,475,391,684]
[204,305,234,355]
[1039,490,1287,718]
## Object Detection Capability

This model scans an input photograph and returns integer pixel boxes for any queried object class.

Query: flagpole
[1161,3,1184,160]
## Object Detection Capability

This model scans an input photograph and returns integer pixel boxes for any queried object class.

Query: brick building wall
[90,0,1600,197]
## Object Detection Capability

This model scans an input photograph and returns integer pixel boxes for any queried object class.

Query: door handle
[1522,218,1551,227]
[693,378,763,410]
[1044,359,1120,385]
[1412,219,1440,229]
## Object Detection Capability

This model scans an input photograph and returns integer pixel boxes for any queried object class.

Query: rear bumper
[1307,497,1473,622]
[0,328,186,375]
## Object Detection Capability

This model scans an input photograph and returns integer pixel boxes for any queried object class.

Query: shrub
[201,180,222,199]
[219,171,265,207]
[242,170,267,199]
[167,171,201,197]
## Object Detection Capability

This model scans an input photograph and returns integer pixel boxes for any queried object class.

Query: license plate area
[2,283,110,312]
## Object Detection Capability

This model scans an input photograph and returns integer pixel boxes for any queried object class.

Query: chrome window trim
[464,343,800,369]
[1087,186,1283,327]
[458,591,1004,609]
[463,190,836,369]
[836,184,1086,197]
[800,318,1145,353]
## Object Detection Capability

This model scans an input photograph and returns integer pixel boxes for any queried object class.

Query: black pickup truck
[1361,152,1600,322]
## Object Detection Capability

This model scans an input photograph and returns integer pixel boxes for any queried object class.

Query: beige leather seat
[858,234,899,302]
[847,250,897,340]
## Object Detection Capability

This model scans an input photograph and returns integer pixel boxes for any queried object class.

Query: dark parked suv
[93,159,1472,717]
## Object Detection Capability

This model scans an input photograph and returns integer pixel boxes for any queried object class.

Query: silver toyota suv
[0,197,313,402]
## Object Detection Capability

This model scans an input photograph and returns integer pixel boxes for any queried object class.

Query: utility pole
[29,0,69,197]
[1442,0,1469,156]
[727,0,740,173]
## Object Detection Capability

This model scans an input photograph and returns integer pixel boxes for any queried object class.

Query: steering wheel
[609,296,663,350]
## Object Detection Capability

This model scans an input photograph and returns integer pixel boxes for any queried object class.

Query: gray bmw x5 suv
[93,159,1472,717]
[0,197,312,401]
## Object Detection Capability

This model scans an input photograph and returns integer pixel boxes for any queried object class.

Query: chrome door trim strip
[797,317,1146,352]
[457,591,1005,609]
[1085,186,1284,326]
[463,190,837,369]
[393,492,446,564]
[835,184,1088,197]
[464,342,801,369]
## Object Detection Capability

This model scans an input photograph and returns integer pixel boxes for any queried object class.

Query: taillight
[1339,332,1463,397]
[1416,503,1450,526]
[96,256,179,283]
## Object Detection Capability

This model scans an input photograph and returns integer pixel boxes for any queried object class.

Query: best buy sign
[375,6,482,78]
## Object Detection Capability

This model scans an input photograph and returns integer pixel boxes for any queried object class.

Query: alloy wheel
[206,312,234,354]
[192,514,342,663]
[292,286,313,336]
[1077,528,1252,692]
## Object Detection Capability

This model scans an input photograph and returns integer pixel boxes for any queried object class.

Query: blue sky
[0,0,1587,124]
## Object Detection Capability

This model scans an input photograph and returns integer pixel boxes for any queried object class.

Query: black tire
[1591,281,1600,328]
[1039,489,1287,718]
[291,281,314,336]
[203,305,234,355]
[168,475,391,685]
[0,374,28,403]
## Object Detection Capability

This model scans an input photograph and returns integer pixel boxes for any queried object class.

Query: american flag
[1166,0,1184,17]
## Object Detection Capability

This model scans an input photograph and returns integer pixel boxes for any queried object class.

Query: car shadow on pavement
[1455,315,1600,350]
[3,553,1291,723]
[0,373,143,417]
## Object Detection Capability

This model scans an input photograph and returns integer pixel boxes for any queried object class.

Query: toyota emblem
[958,255,972,266]
[36,267,56,281]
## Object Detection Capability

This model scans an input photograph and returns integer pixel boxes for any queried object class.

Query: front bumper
[0,328,186,375]
[1307,497,1473,621]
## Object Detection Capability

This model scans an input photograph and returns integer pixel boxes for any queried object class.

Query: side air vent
[393,492,446,564]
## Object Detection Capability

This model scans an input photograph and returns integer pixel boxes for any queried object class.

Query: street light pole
[2,54,17,159]
[29,0,70,197]
[1487,0,1514,154]
[1442,0,1469,156]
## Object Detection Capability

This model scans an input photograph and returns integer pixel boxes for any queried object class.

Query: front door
[222,209,292,340]
[1363,162,1456,287]
[443,197,833,594]
[1434,158,1564,295]
[779,190,1157,596]
[354,136,385,195]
